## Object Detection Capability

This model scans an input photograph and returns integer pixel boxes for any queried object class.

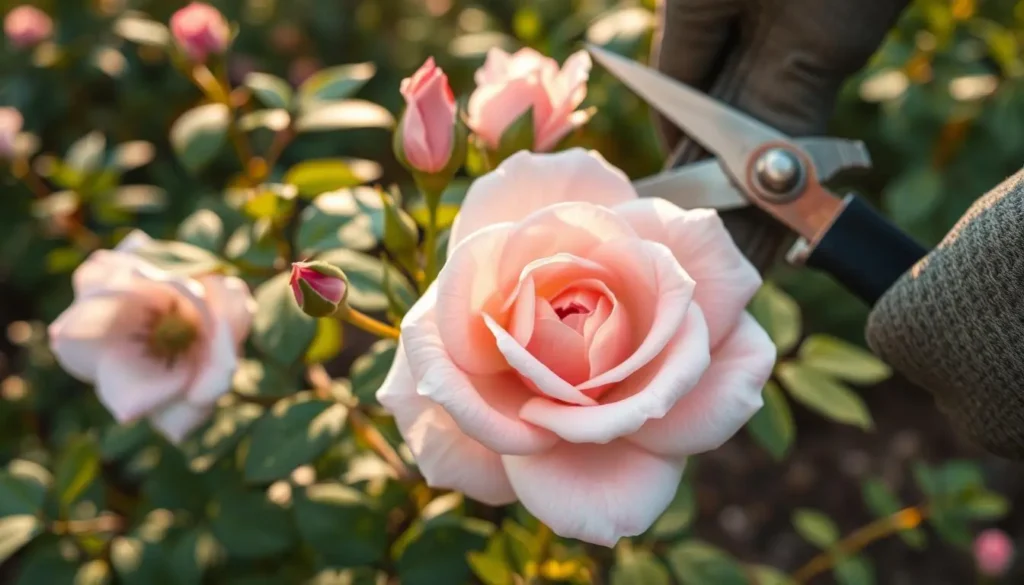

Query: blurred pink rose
[399,58,457,174]
[377,149,774,545]
[975,528,1014,577]
[4,5,52,49]
[48,231,255,443]
[170,2,229,63]
[0,107,23,159]
[467,48,592,152]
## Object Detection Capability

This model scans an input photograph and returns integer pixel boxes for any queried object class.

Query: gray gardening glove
[652,0,911,272]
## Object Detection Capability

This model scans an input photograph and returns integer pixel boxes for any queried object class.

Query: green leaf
[66,131,107,173]
[351,339,397,405]
[611,545,671,585]
[861,478,926,548]
[777,362,873,430]
[650,480,695,539]
[318,249,416,312]
[798,335,892,385]
[305,317,344,364]
[296,187,381,255]
[177,209,224,252]
[834,556,875,585]
[182,403,264,473]
[962,491,1011,519]
[296,100,395,133]
[285,159,382,198]
[293,482,388,567]
[225,222,278,271]
[112,15,170,48]
[238,109,291,133]
[396,516,494,585]
[792,508,840,549]
[54,435,101,509]
[244,73,293,110]
[13,540,79,584]
[0,460,51,516]
[210,488,296,559]
[169,529,222,585]
[100,421,154,462]
[748,565,798,585]
[500,519,538,573]
[170,103,230,173]
[746,381,795,461]
[297,63,376,105]
[467,534,514,585]
[243,397,348,483]
[497,107,535,161]
[232,359,299,400]
[666,540,749,585]
[883,166,942,226]
[75,559,113,585]
[748,283,801,354]
[127,236,223,275]
[111,141,155,172]
[252,271,318,366]
[110,537,176,585]
[0,515,42,563]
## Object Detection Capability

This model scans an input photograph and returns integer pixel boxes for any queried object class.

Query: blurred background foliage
[0,0,1022,584]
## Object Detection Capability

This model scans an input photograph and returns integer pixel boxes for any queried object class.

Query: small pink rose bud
[170,2,230,63]
[0,107,22,159]
[975,528,1014,577]
[397,57,457,174]
[4,5,53,50]
[290,261,348,318]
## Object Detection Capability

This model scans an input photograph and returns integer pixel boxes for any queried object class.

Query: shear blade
[632,162,749,210]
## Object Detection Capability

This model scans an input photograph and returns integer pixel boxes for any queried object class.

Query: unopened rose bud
[4,5,53,50]
[290,261,348,318]
[0,107,23,159]
[975,528,1014,577]
[170,2,230,63]
[396,58,458,174]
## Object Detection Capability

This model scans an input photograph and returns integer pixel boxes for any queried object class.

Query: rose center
[145,300,200,366]
[554,301,590,320]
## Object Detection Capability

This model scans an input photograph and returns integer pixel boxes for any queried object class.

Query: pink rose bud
[0,107,23,159]
[4,5,53,50]
[290,261,349,318]
[975,528,1014,577]
[398,57,457,174]
[170,2,230,63]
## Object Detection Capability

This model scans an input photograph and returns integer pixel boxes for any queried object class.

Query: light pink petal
[474,47,513,85]
[377,343,517,505]
[502,441,685,546]
[502,254,618,312]
[148,401,212,444]
[615,199,761,348]
[186,317,238,404]
[434,223,513,375]
[48,294,129,381]
[483,314,596,406]
[466,77,541,149]
[578,240,695,391]
[71,249,151,297]
[525,316,589,386]
[536,51,593,151]
[508,276,537,346]
[519,304,709,444]
[403,288,557,455]
[628,312,776,457]
[95,341,194,423]
[448,149,637,253]
[199,275,255,345]
[575,280,631,380]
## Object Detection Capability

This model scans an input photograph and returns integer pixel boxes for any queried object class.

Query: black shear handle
[804,193,929,306]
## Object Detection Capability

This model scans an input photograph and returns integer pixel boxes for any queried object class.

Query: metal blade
[632,161,749,210]
[588,44,785,184]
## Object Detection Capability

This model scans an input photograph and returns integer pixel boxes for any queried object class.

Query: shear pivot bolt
[754,148,803,199]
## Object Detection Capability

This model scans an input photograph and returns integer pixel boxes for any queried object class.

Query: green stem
[423,204,439,291]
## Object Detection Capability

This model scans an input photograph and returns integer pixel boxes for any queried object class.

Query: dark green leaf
[298,63,376,105]
[244,73,293,110]
[224,222,278,271]
[748,283,801,354]
[177,209,224,252]
[408,179,471,231]
[467,534,514,585]
[169,529,222,585]
[611,545,671,585]
[0,515,42,563]
[798,335,892,385]
[182,403,264,473]
[497,107,535,160]
[834,556,875,585]
[100,421,154,462]
[650,480,695,539]
[883,166,942,226]
[110,537,176,585]
[962,491,1011,520]
[296,188,381,255]
[285,159,382,198]
[748,565,798,585]
[777,363,873,430]
[666,540,749,585]
[252,271,318,366]
[293,482,388,567]
[244,397,347,483]
[296,100,395,132]
[792,508,840,549]
[169,104,230,173]
[861,478,926,548]
[396,516,494,585]
[318,249,416,312]
[66,132,107,173]
[13,540,79,584]
[746,381,795,461]
[500,519,539,573]
[53,435,101,509]
[351,339,397,405]
[233,359,299,400]
[210,488,296,559]
[0,460,51,516]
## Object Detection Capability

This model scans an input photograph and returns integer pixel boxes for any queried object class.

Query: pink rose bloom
[399,57,457,174]
[0,107,23,159]
[377,149,775,545]
[975,528,1014,577]
[48,231,255,443]
[4,5,52,49]
[467,48,592,152]
[170,2,230,63]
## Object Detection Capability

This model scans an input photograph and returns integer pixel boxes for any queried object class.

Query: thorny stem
[50,513,124,536]
[339,307,401,340]
[791,505,929,584]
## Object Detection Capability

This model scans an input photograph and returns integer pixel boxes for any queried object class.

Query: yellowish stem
[340,307,401,340]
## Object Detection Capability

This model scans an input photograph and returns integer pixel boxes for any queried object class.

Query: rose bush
[378,148,775,544]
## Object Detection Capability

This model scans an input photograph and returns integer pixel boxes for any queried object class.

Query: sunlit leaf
[777,362,873,430]
[798,335,892,385]
[296,100,394,132]
[748,283,801,354]
[611,545,671,585]
[317,249,416,312]
[396,516,494,585]
[293,482,388,567]
[467,534,514,585]
[285,158,382,198]
[210,488,296,559]
[113,14,170,47]
[177,209,224,252]
[54,435,101,509]
[650,480,695,539]
[792,508,839,549]
[170,104,230,173]
[0,515,42,564]
[666,540,748,585]
[251,272,318,366]
[351,339,397,405]
[746,381,795,461]
[244,73,293,110]
[244,397,347,483]
[305,317,344,364]
[297,62,376,105]
[834,556,875,585]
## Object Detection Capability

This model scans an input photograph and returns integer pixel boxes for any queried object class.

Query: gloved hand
[652,0,911,271]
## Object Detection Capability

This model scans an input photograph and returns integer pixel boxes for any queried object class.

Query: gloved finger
[651,0,742,151]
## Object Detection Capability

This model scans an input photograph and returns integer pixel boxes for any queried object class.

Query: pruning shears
[587,45,928,306]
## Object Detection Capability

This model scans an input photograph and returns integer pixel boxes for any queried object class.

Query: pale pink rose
[48,230,255,443]
[399,58,457,174]
[467,48,592,152]
[975,529,1014,577]
[0,107,23,159]
[170,2,230,63]
[377,149,775,545]
[4,5,52,49]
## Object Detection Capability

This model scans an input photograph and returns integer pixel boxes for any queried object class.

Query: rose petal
[48,294,129,381]
[200,275,255,345]
[615,199,761,347]
[377,343,517,505]
[525,315,589,386]
[403,288,558,455]
[95,341,194,423]
[448,149,636,253]
[148,401,212,444]
[502,440,685,547]
[186,316,238,404]
[72,249,151,297]
[519,304,709,443]
[628,312,776,457]
[578,240,695,391]
[466,77,544,150]
[474,47,513,85]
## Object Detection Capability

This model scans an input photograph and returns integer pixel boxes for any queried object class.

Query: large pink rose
[378,149,776,545]
[467,48,592,152]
